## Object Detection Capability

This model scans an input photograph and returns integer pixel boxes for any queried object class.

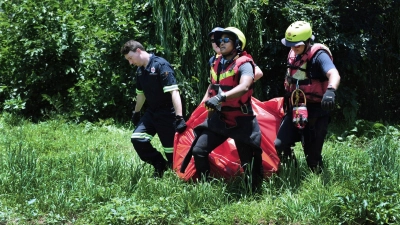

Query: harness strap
[221,102,252,114]
[216,62,222,83]
[286,76,312,85]
[287,64,307,72]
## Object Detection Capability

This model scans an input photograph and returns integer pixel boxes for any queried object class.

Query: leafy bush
[334,135,400,224]
[0,0,152,122]
[1,0,399,123]
[339,119,400,143]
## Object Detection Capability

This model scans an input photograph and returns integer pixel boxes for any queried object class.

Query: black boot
[165,153,173,170]
[309,161,324,174]
[193,155,210,182]
[278,147,298,169]
[152,155,168,178]
[251,154,264,193]
[153,162,167,178]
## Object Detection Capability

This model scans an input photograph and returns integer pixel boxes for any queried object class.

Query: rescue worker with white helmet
[275,21,341,173]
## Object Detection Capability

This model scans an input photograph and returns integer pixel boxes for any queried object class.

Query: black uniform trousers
[192,129,263,189]
[131,106,175,170]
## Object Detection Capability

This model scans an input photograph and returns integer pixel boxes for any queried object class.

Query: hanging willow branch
[149,0,265,113]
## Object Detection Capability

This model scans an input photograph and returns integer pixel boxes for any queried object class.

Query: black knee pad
[274,139,282,151]
[274,139,292,156]
[192,146,209,158]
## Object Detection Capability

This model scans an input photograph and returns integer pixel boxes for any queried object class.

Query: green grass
[0,113,399,224]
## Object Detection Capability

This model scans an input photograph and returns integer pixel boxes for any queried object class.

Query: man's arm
[254,65,263,82]
[224,62,254,99]
[134,93,146,112]
[170,89,183,116]
[171,89,187,133]
[224,75,253,99]
[200,84,212,103]
[321,67,341,110]
[326,68,341,90]
[316,52,340,90]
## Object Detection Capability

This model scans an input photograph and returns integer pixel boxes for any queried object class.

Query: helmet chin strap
[301,40,312,55]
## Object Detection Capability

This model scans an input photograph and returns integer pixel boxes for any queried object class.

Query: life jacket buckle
[240,104,249,114]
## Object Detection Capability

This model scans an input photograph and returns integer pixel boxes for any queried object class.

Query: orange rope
[291,88,306,108]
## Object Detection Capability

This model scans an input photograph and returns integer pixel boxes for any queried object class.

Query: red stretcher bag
[173,97,284,181]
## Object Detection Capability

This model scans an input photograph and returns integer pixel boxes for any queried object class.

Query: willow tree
[149,0,266,115]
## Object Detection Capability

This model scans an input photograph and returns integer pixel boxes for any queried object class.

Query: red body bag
[173,97,284,181]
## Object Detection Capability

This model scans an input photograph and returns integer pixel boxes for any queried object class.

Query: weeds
[0,114,399,224]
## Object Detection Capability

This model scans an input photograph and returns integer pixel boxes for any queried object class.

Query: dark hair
[120,40,145,55]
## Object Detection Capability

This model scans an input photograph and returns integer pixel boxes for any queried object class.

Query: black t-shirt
[136,54,179,109]
[307,50,336,80]
[308,50,337,116]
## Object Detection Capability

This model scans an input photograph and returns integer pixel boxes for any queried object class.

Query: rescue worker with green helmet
[275,21,341,172]
[181,27,264,192]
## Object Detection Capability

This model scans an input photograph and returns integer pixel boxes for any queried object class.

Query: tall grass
[0,113,399,224]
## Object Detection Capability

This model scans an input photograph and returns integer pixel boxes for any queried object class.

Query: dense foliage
[0,0,399,123]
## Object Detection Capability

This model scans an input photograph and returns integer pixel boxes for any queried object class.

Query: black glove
[174,115,187,133]
[205,92,226,111]
[321,88,336,110]
[132,111,140,126]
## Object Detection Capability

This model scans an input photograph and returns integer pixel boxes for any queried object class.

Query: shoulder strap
[305,44,333,80]
[307,43,333,61]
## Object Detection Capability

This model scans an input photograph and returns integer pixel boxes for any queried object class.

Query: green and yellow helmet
[215,27,246,51]
[281,21,315,47]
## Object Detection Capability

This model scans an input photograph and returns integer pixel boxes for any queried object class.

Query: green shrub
[1,0,399,123]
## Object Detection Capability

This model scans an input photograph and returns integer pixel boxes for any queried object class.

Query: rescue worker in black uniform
[121,40,187,178]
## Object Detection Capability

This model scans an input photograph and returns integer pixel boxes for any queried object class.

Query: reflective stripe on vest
[209,51,255,109]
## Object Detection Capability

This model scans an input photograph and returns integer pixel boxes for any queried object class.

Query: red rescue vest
[209,51,255,111]
[284,43,333,103]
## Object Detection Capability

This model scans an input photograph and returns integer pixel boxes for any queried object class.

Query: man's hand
[205,92,226,111]
[132,111,140,126]
[174,115,187,133]
[321,88,336,110]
